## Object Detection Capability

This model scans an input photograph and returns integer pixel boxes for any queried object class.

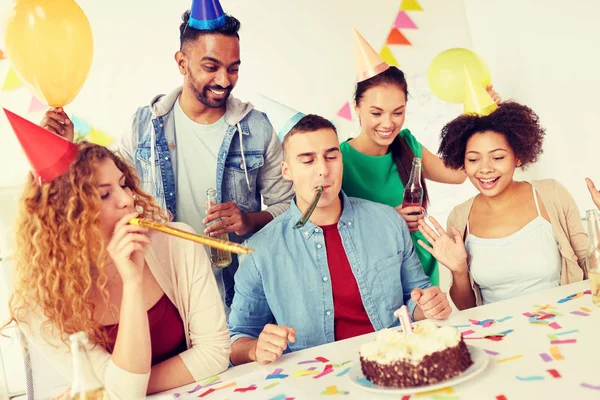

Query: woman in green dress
[341,65,500,286]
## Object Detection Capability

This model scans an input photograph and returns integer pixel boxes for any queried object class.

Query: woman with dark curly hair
[2,112,230,399]
[415,102,587,309]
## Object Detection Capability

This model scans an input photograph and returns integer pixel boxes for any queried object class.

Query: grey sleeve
[258,130,294,218]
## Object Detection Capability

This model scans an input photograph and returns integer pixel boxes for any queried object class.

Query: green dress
[340,129,439,286]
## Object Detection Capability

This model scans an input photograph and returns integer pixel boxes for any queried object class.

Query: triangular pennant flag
[0,49,5,60]
[387,28,411,45]
[379,46,399,67]
[71,115,92,135]
[336,102,352,121]
[89,127,114,147]
[28,96,46,113]
[2,67,23,91]
[400,0,424,11]
[394,11,418,29]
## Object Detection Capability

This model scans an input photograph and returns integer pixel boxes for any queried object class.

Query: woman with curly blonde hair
[3,114,230,399]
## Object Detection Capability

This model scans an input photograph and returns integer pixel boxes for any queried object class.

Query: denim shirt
[228,191,432,353]
[119,88,294,308]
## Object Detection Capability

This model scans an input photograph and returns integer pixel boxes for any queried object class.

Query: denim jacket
[228,192,432,354]
[119,87,294,307]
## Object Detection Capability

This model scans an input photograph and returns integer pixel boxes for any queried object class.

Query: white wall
[463,0,600,214]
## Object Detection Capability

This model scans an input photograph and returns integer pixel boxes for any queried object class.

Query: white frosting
[359,321,461,365]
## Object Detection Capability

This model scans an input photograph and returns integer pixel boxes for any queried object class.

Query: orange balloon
[3,0,93,107]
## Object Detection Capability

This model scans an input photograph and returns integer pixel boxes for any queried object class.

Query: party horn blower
[393,305,413,336]
[295,186,323,229]
[130,218,253,255]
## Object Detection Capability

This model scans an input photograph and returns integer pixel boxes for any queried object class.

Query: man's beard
[188,70,231,109]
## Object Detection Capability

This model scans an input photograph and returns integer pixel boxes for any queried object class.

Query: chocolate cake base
[360,339,473,388]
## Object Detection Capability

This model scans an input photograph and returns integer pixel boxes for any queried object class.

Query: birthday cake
[359,321,472,388]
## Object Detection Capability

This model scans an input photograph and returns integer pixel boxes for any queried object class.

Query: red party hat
[4,108,78,183]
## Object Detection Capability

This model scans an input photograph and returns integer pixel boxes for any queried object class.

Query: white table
[149,281,600,400]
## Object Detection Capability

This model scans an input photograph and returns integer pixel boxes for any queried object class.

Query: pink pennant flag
[28,96,46,113]
[337,102,352,121]
[394,11,418,29]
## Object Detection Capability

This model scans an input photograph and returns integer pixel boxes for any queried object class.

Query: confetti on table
[452,324,471,328]
[556,329,579,336]
[547,369,561,378]
[336,367,351,377]
[558,291,591,303]
[497,316,513,323]
[321,385,350,395]
[234,384,257,393]
[540,353,553,362]
[498,329,514,335]
[198,388,215,398]
[298,359,319,365]
[402,396,412,400]
[571,311,590,317]
[550,339,577,345]
[267,368,289,380]
[187,379,222,394]
[356,377,376,387]
[461,329,476,336]
[213,382,236,390]
[537,313,555,321]
[497,354,523,363]
[264,381,281,390]
[415,387,455,397]
[332,360,352,368]
[315,356,330,363]
[463,336,483,340]
[548,322,562,329]
[580,307,592,312]
[496,396,508,400]
[517,375,544,381]
[581,383,600,391]
[202,376,220,386]
[485,349,499,356]
[550,346,564,360]
[547,334,559,341]
[294,369,318,377]
[314,364,334,379]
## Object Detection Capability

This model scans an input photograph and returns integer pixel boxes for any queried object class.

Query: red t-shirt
[321,223,375,341]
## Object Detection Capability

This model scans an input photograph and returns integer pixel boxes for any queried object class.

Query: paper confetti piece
[294,369,318,377]
[298,359,319,365]
[268,395,288,400]
[401,0,424,11]
[556,329,579,336]
[498,329,514,335]
[336,103,352,121]
[581,307,592,312]
[517,375,544,381]
[415,387,455,397]
[581,383,600,390]
[461,329,476,336]
[314,364,334,379]
[482,320,495,328]
[484,349,499,356]
[548,322,562,329]
[234,384,257,393]
[332,361,352,368]
[402,396,411,400]
[452,324,471,328]
[496,396,508,400]
[264,381,281,390]
[267,374,288,380]
[497,316,513,323]
[550,346,564,360]
[0,49,4,60]
[468,319,480,325]
[550,339,577,345]
[321,385,350,395]
[356,377,376,387]
[198,388,215,398]
[522,312,535,317]
[336,367,351,377]
[201,376,220,386]
[547,334,559,341]
[213,382,236,391]
[571,311,589,316]
[540,353,553,362]
[547,369,561,378]
[315,357,330,363]
[497,354,523,364]
[394,11,418,29]
[537,313,555,321]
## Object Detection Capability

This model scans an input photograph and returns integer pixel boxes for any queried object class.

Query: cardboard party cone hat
[255,94,306,142]
[189,0,226,30]
[3,108,77,183]
[463,66,498,116]
[353,28,390,82]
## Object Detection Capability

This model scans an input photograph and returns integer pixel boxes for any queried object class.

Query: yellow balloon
[427,48,492,104]
[3,0,93,107]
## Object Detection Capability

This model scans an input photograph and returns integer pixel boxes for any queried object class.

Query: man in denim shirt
[228,115,452,366]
